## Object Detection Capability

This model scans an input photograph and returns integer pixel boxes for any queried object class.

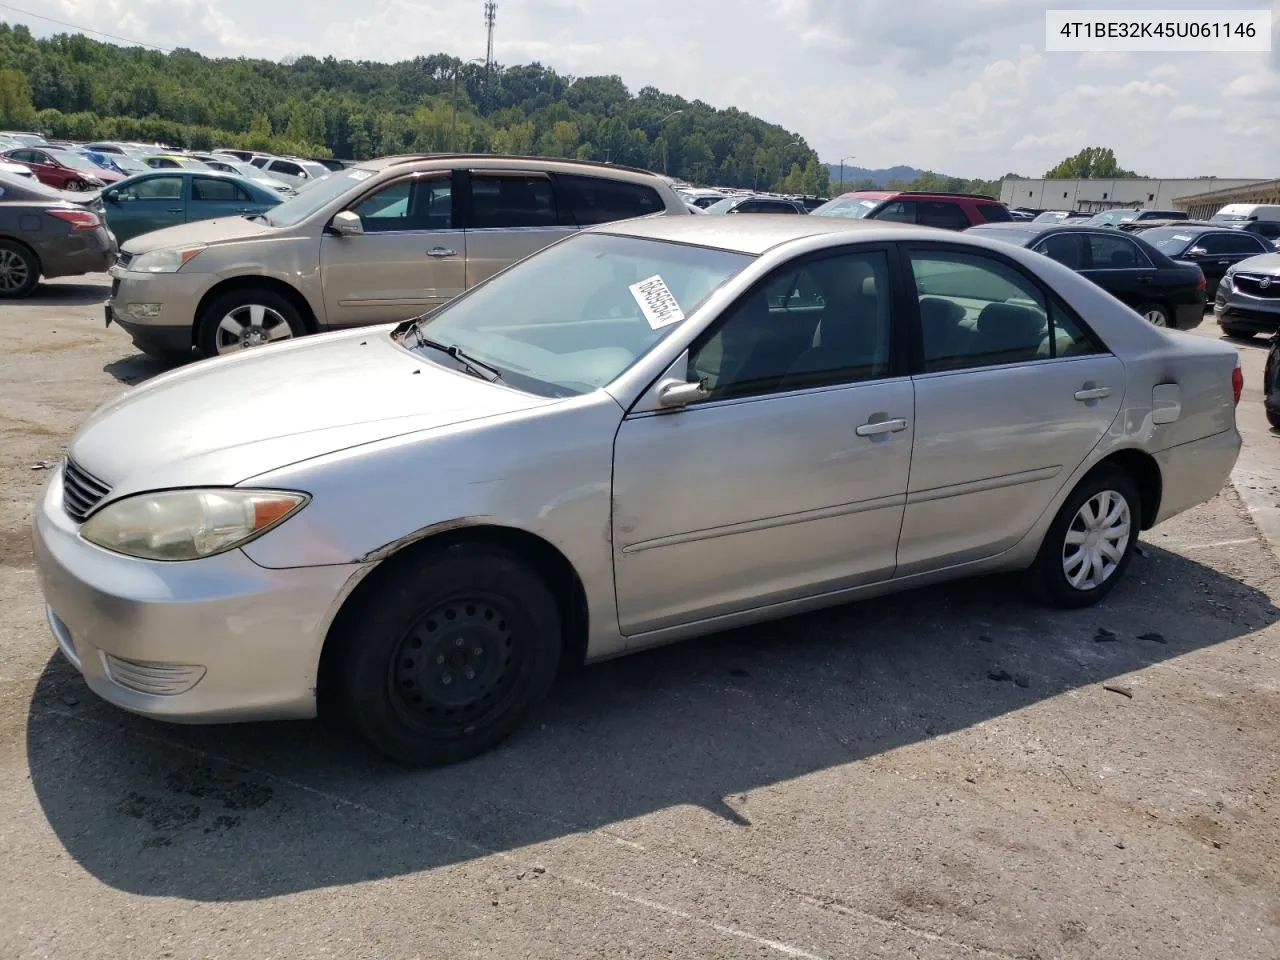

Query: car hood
[1231,253,1280,274]
[68,329,555,501]
[120,215,275,254]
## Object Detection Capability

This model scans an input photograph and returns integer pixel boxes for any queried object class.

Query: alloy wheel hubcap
[391,599,517,722]
[1062,489,1131,590]
[1144,309,1167,326]
[215,303,294,353]
[0,249,29,291]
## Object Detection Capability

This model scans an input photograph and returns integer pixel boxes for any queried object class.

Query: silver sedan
[33,216,1243,765]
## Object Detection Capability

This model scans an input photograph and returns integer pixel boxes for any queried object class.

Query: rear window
[977,203,1013,223]
[556,174,663,225]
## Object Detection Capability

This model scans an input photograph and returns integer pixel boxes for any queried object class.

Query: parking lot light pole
[451,58,487,152]
[660,109,683,175]
[839,155,855,194]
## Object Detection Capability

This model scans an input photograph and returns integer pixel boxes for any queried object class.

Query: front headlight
[80,488,308,561]
[129,245,207,274]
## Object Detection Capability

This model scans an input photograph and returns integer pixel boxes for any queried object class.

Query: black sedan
[0,172,115,298]
[965,222,1205,329]
[1129,222,1274,300]
[703,194,808,214]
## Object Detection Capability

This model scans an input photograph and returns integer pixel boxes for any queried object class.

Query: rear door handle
[855,418,908,437]
[1074,386,1112,401]
[166,207,182,213]
[426,247,457,258]
[1136,275,1153,283]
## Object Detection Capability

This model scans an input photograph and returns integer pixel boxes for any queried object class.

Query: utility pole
[839,155,855,194]
[659,109,682,176]
[450,57,487,151]
[483,1,497,113]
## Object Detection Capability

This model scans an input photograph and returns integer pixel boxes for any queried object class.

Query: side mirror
[1188,246,1208,256]
[102,191,118,204]
[329,210,364,236]
[656,378,710,409]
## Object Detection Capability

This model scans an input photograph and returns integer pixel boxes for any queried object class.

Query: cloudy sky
[18,0,1280,178]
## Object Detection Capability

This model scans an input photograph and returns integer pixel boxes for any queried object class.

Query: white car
[0,159,35,180]
[257,157,332,189]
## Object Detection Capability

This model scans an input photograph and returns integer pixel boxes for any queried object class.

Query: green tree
[0,68,35,126]
[549,119,579,157]
[1044,147,1138,179]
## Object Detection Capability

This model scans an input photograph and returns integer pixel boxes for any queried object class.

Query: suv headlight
[80,488,308,561]
[129,244,207,273]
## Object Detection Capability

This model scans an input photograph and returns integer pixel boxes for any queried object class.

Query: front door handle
[426,247,457,258]
[1074,386,1112,401]
[166,207,182,213]
[855,418,908,437]
[1217,260,1230,265]
[1136,275,1152,283]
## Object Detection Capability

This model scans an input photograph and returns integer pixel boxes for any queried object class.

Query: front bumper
[1215,296,1280,333]
[32,464,367,723]
[106,265,212,351]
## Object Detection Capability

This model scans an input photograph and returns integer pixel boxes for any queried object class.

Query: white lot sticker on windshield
[629,274,685,329]
[347,170,374,181]
[1172,234,1192,241]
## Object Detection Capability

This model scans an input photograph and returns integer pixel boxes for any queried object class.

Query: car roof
[593,214,935,254]
[355,153,667,185]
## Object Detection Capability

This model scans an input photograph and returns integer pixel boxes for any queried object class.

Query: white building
[999,178,1266,214]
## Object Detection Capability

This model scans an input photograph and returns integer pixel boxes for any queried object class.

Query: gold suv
[104,154,688,359]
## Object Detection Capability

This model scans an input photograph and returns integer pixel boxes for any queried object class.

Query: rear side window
[1033,232,1086,269]
[918,201,970,230]
[270,161,303,178]
[119,176,183,201]
[556,174,663,225]
[977,203,1013,223]
[469,174,557,228]
[1086,233,1151,269]
[191,177,250,202]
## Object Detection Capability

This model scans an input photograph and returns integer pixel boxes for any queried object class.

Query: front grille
[62,459,111,523]
[115,250,133,269]
[1233,274,1280,299]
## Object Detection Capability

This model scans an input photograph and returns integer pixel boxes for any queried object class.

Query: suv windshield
[1087,210,1137,227]
[1134,227,1196,254]
[810,196,881,219]
[404,233,753,398]
[264,167,377,226]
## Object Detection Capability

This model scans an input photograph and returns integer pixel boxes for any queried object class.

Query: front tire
[195,287,306,358]
[331,543,562,766]
[0,239,39,298]
[1026,465,1140,609]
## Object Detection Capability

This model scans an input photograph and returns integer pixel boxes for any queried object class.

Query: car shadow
[102,351,188,385]
[26,542,1279,902]
[25,282,111,307]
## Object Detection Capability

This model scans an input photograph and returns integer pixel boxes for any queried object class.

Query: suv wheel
[196,287,306,358]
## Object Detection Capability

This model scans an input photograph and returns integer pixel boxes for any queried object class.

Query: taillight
[1196,271,1207,292]
[46,208,101,230]
[1232,364,1243,406]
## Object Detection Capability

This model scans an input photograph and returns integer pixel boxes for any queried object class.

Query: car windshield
[703,197,739,214]
[809,196,881,219]
[1087,210,1136,226]
[1134,227,1196,254]
[404,233,753,398]
[49,150,102,174]
[262,167,376,226]
[1033,211,1068,223]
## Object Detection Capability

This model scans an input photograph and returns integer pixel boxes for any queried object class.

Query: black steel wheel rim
[389,596,521,731]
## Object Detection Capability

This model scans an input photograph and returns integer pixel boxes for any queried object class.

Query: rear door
[187,175,255,224]
[901,243,1123,574]
[1078,230,1157,307]
[318,171,465,327]
[461,170,574,287]
[105,174,187,242]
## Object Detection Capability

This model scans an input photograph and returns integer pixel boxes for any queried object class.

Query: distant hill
[822,163,926,186]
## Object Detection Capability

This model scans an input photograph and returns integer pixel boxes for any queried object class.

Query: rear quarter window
[977,203,1013,223]
[555,174,664,225]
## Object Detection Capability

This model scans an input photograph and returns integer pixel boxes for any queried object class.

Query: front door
[612,246,914,635]
[900,244,1124,575]
[105,174,187,243]
[462,171,576,288]
[318,172,465,328]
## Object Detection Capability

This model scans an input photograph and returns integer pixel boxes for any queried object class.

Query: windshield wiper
[409,330,503,383]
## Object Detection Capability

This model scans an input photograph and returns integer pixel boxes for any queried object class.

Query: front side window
[977,203,1013,223]
[118,176,184,201]
[407,233,752,397]
[351,177,452,232]
[874,200,916,223]
[469,174,556,228]
[1086,233,1151,269]
[555,174,662,225]
[909,249,1101,372]
[191,177,250,202]
[1205,232,1270,254]
[271,161,303,178]
[691,250,892,400]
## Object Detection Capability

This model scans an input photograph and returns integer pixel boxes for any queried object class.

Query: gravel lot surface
[2,279,1278,959]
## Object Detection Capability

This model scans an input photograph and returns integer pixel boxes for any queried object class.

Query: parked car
[106,155,690,360]
[255,156,333,188]
[2,147,124,191]
[0,172,115,297]
[1264,331,1280,429]
[143,154,212,170]
[188,154,296,195]
[1032,210,1090,223]
[1129,222,1274,300]
[99,169,283,245]
[308,157,354,172]
[1210,202,1280,234]
[212,148,257,163]
[36,215,1243,765]
[0,131,48,147]
[0,157,35,180]
[679,189,728,208]
[966,222,1206,329]
[1213,253,1280,338]
[703,194,808,214]
[811,190,1012,228]
[1086,208,1187,229]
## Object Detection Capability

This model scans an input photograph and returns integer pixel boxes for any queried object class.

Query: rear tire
[195,286,306,358]
[1135,302,1171,327]
[1222,324,1255,340]
[331,543,562,766]
[1026,465,1141,609]
[0,239,39,298]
